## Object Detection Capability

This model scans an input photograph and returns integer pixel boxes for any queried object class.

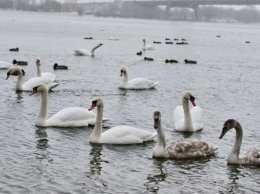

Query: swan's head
[183,91,196,106]
[143,39,146,43]
[120,67,127,77]
[219,119,237,139]
[30,84,47,96]
[6,67,25,79]
[153,111,161,129]
[89,97,103,111]
[98,43,103,47]
[36,59,41,66]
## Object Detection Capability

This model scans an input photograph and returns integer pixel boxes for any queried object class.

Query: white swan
[153,111,217,158]
[0,60,16,69]
[88,97,157,144]
[219,119,260,165]
[73,43,103,56]
[119,67,159,90]
[143,39,154,50]
[173,91,203,132]
[6,67,59,91]
[36,59,56,81]
[30,84,110,127]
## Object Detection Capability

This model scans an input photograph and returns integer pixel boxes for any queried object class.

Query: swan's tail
[102,117,110,123]
[144,132,157,142]
[50,82,59,90]
[152,81,160,88]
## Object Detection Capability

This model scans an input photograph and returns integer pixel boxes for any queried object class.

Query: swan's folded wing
[191,106,203,127]
[127,78,157,89]
[244,145,260,163]
[173,105,184,124]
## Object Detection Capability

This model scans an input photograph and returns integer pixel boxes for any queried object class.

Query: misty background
[1,0,260,23]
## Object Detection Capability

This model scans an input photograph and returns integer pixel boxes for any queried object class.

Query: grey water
[0,10,260,194]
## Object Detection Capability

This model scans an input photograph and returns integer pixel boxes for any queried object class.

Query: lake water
[0,10,260,194]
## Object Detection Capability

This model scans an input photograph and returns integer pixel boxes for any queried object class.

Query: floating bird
[53,63,68,70]
[142,39,154,50]
[165,59,178,63]
[36,59,56,81]
[29,84,110,127]
[9,47,19,52]
[88,97,156,144]
[6,67,59,91]
[73,43,103,56]
[219,119,260,165]
[13,59,28,66]
[144,57,154,61]
[119,66,159,90]
[153,111,217,158]
[136,51,142,56]
[184,59,197,64]
[173,91,203,132]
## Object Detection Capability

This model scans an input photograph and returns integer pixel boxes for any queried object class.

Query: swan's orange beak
[190,99,196,106]
[30,88,37,96]
[6,73,10,80]
[89,103,96,111]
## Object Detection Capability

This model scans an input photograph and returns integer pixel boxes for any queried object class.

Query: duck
[153,111,217,158]
[219,119,260,165]
[153,41,161,44]
[73,43,103,56]
[9,47,19,52]
[84,37,93,39]
[36,59,56,81]
[6,67,59,92]
[142,39,154,50]
[184,59,197,64]
[173,91,203,132]
[119,66,159,90]
[53,63,68,70]
[136,51,142,56]
[165,42,173,44]
[30,84,110,127]
[165,38,170,40]
[144,57,154,61]
[13,60,28,66]
[165,59,178,63]
[88,97,156,144]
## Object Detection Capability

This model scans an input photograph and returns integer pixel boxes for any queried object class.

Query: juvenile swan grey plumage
[219,119,260,165]
[153,111,217,159]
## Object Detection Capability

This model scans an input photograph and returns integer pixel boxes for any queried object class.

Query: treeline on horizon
[1,0,260,23]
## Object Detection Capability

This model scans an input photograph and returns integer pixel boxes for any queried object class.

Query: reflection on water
[145,158,167,193]
[35,127,49,150]
[89,145,103,175]
[224,165,241,194]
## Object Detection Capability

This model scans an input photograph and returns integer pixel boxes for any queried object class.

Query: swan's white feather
[0,61,13,69]
[100,126,157,144]
[73,48,91,56]
[121,78,159,89]
[173,105,203,132]
[23,77,59,91]
[42,107,109,127]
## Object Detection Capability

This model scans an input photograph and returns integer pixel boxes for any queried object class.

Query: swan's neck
[91,105,103,142]
[36,64,41,77]
[183,98,193,131]
[121,71,128,87]
[16,70,24,91]
[156,122,166,149]
[228,122,243,164]
[91,45,100,56]
[36,89,48,125]
[143,40,146,48]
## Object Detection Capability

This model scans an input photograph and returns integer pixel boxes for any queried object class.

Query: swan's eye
[190,96,195,101]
